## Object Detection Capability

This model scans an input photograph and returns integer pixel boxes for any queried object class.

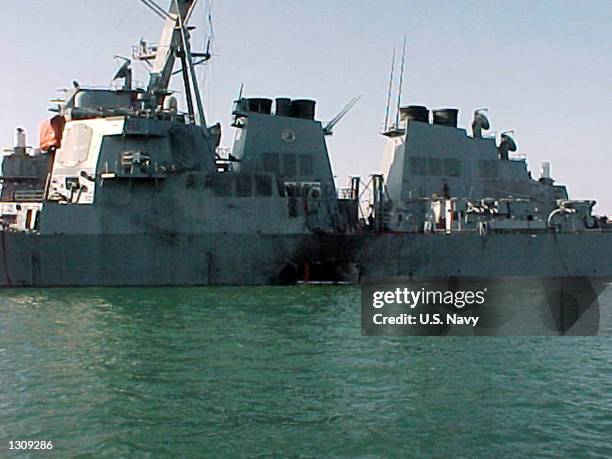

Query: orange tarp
[39,115,65,151]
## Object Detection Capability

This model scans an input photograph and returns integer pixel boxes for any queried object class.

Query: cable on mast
[139,0,172,20]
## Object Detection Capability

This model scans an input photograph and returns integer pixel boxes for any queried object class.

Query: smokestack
[399,105,429,124]
[432,108,459,128]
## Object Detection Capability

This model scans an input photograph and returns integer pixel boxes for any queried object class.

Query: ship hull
[351,231,612,279]
[0,232,318,287]
[0,230,611,287]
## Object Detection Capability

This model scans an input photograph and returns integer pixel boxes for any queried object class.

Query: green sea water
[1,285,612,458]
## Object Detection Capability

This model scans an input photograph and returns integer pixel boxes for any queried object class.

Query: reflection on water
[0,284,611,457]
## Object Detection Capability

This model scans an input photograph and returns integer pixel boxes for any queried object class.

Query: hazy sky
[1,0,611,212]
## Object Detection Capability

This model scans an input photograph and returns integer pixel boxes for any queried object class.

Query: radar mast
[135,0,208,127]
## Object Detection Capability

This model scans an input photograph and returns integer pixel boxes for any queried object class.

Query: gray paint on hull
[1,231,611,287]
[356,232,612,278]
[0,232,315,287]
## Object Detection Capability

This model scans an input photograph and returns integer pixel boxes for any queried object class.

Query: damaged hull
[0,232,317,287]
[1,230,611,287]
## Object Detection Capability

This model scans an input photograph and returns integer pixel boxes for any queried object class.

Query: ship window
[282,154,296,177]
[263,153,280,174]
[298,154,314,176]
[212,174,233,197]
[236,175,252,197]
[477,160,498,178]
[58,123,93,167]
[410,157,427,175]
[254,175,272,196]
[427,158,442,176]
[443,158,461,177]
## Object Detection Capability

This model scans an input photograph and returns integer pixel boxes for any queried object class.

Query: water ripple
[0,284,611,457]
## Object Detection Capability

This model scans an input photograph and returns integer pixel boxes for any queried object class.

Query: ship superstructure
[0,0,356,286]
[0,0,610,287]
[343,105,612,279]
[378,105,604,235]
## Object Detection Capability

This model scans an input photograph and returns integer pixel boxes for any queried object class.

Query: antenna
[323,95,362,135]
[383,48,396,131]
[395,35,407,127]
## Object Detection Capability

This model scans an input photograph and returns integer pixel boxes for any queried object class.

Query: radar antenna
[112,56,132,90]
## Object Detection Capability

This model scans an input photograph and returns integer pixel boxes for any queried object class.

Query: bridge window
[254,175,273,196]
[282,154,297,177]
[236,175,252,197]
[427,158,442,175]
[263,153,280,174]
[411,156,462,177]
[211,174,233,197]
[443,158,461,177]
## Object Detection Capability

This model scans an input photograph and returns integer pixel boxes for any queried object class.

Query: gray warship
[1,0,611,287]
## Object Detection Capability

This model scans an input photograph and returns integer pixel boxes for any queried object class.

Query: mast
[139,0,207,127]
[394,36,406,127]
[383,47,395,132]
[145,0,196,93]
[176,3,207,127]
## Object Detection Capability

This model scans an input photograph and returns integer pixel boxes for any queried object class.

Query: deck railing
[13,189,45,202]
